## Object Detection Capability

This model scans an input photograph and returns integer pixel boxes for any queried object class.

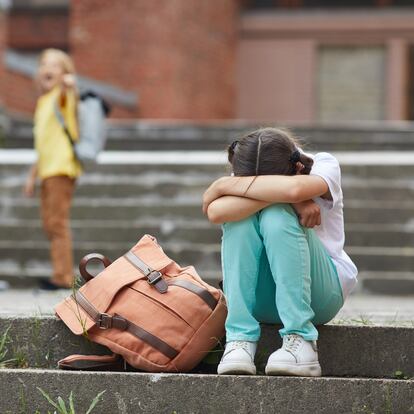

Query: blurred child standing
[24,49,82,289]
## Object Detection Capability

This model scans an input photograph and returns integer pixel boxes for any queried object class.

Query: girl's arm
[206,195,321,227]
[59,74,78,108]
[207,196,270,224]
[203,175,329,213]
[23,163,38,197]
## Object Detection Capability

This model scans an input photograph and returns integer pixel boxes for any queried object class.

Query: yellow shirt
[34,86,82,179]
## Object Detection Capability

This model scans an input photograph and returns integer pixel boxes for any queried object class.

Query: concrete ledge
[0,369,413,414]
[0,317,412,378]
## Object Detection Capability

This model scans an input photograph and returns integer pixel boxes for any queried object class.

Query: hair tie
[290,149,301,164]
[229,140,239,153]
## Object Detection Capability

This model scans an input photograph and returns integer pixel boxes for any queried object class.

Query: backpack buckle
[97,313,112,329]
[147,271,162,285]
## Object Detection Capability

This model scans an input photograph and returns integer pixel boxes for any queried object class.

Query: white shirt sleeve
[310,152,342,210]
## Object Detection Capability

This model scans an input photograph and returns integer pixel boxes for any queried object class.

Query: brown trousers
[40,176,76,287]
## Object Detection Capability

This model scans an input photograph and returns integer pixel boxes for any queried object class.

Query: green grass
[0,326,17,368]
[37,388,106,414]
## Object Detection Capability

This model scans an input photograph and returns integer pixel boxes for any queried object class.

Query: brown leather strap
[79,253,112,282]
[168,280,217,310]
[72,291,178,359]
[126,323,178,359]
[74,291,129,330]
[124,250,168,294]
[59,354,126,371]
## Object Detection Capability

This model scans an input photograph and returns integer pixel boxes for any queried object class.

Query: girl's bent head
[228,127,313,176]
[36,49,75,93]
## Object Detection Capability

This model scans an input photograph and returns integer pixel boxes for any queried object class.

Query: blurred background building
[1,0,414,121]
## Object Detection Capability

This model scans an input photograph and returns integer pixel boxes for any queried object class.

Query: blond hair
[36,48,76,92]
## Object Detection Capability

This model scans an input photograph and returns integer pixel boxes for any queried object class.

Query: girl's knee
[259,204,298,232]
[223,215,258,237]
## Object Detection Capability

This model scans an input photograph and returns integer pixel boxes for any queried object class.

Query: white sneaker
[265,334,322,377]
[217,341,257,375]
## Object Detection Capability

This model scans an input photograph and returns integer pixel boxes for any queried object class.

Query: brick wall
[0,5,67,117]
[8,8,69,51]
[69,0,239,119]
[3,71,37,115]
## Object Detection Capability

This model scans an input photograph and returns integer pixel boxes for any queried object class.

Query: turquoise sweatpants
[221,204,343,342]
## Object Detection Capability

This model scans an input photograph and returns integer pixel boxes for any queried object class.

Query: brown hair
[228,127,313,177]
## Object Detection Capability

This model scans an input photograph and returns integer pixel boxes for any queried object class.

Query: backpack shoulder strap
[54,102,76,147]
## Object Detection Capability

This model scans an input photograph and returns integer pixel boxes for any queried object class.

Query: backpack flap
[55,235,174,335]
[75,95,107,163]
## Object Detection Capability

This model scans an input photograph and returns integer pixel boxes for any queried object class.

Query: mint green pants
[221,204,343,342]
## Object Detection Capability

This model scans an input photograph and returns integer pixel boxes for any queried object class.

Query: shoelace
[224,341,251,356]
[228,341,250,350]
[283,334,302,353]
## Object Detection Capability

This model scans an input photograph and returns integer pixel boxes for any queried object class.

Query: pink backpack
[55,234,227,372]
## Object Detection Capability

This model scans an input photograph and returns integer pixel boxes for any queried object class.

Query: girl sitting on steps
[203,127,358,376]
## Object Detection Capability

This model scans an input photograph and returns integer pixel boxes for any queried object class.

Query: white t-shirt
[309,152,358,299]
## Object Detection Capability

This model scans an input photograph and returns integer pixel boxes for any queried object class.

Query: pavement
[0,286,413,326]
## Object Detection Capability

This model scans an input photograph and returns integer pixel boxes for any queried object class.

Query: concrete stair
[1,149,414,294]
[0,316,412,413]
[5,116,414,151]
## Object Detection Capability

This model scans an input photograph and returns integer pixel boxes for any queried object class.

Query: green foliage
[71,277,91,341]
[0,326,17,368]
[393,370,411,380]
[349,315,373,326]
[201,340,224,365]
[0,325,30,369]
[13,348,28,368]
[37,388,106,414]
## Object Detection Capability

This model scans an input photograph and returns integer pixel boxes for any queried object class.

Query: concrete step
[2,260,414,295]
[0,219,219,244]
[1,369,412,414]
[1,240,414,277]
[1,316,413,378]
[358,271,414,295]
[1,198,413,225]
[2,260,413,295]
[5,118,414,151]
[2,176,414,202]
[4,149,414,179]
[0,317,413,412]
[2,220,414,250]
[345,224,414,247]
[0,264,222,289]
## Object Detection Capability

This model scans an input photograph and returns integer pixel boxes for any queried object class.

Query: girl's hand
[62,74,76,89]
[292,200,321,228]
[23,164,38,198]
[202,177,231,214]
[23,177,35,198]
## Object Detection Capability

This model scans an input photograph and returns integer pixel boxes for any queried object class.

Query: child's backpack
[55,234,227,372]
[55,91,110,165]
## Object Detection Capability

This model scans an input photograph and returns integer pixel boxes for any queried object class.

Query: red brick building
[2,0,414,122]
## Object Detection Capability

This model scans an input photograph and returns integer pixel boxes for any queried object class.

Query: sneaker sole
[217,362,256,375]
[265,362,322,377]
